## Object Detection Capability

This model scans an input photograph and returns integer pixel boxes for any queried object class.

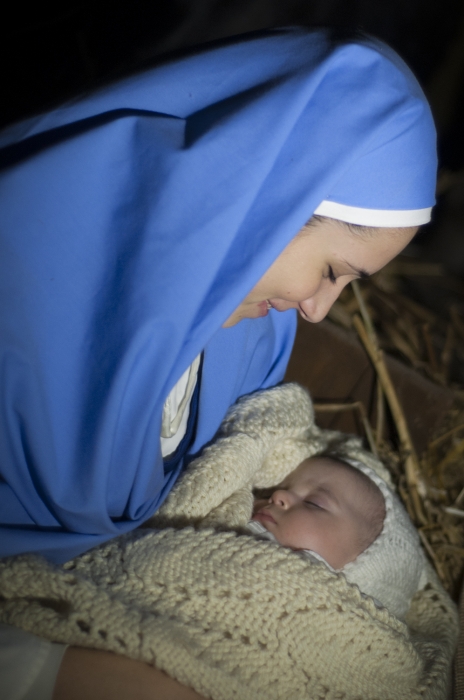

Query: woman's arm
[53,647,207,700]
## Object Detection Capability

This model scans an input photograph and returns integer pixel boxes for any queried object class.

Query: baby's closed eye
[304,500,323,509]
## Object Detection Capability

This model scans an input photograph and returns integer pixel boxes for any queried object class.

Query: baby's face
[252,456,381,569]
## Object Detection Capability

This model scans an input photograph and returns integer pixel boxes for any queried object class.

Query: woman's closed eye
[325,265,337,284]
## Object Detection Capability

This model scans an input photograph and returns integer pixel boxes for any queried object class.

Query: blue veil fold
[0,28,436,562]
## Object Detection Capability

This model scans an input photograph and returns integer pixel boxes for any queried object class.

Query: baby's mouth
[252,510,276,525]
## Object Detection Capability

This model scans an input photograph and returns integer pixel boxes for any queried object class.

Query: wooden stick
[436,543,464,554]
[344,294,366,315]
[429,423,464,449]
[313,401,378,457]
[352,313,428,524]
[391,261,444,277]
[422,323,439,372]
[314,403,360,411]
[351,280,376,340]
[455,486,464,507]
[398,315,422,355]
[370,285,400,315]
[437,439,464,475]
[383,321,419,365]
[399,482,417,522]
[444,506,464,518]
[375,377,385,449]
[390,291,438,324]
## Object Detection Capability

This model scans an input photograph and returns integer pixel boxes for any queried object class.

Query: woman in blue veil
[0,27,436,700]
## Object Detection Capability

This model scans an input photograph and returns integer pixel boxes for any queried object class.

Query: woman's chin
[222,301,269,327]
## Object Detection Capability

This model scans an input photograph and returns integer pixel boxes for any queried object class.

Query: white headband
[314,200,432,227]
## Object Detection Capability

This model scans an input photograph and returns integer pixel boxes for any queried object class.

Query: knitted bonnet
[259,432,428,620]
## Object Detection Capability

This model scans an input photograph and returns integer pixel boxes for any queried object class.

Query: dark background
[3,1,464,152]
[3,0,464,273]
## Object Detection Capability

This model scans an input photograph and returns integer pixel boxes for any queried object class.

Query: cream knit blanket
[0,384,459,700]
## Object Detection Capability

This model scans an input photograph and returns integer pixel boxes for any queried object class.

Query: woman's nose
[299,282,345,323]
[269,489,292,508]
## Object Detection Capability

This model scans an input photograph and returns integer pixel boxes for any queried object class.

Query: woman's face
[223,219,417,327]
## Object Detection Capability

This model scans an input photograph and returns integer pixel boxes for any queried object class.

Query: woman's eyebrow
[341,259,370,279]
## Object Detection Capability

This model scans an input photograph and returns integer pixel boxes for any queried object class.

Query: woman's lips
[252,510,276,525]
[298,303,311,321]
[256,300,269,317]
[267,299,293,313]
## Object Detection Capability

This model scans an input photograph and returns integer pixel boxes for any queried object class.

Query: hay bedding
[327,267,464,600]
[323,264,464,698]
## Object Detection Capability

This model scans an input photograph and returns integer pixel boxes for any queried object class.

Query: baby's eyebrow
[314,485,340,508]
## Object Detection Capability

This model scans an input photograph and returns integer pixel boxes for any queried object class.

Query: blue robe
[0,28,436,562]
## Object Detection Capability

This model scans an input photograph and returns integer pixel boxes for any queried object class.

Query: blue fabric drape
[0,28,436,562]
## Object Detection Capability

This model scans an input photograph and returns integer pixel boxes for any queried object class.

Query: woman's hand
[53,647,208,700]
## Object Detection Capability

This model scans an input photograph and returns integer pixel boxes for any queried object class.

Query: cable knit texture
[0,383,458,699]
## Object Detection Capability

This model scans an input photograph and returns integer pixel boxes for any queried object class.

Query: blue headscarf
[0,28,436,563]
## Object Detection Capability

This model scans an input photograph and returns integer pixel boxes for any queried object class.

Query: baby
[154,382,427,619]
[249,455,385,570]
[246,450,426,619]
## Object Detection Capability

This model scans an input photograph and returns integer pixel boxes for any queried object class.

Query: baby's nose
[269,489,292,507]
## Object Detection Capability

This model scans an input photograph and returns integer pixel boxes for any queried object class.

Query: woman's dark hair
[306,213,377,236]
